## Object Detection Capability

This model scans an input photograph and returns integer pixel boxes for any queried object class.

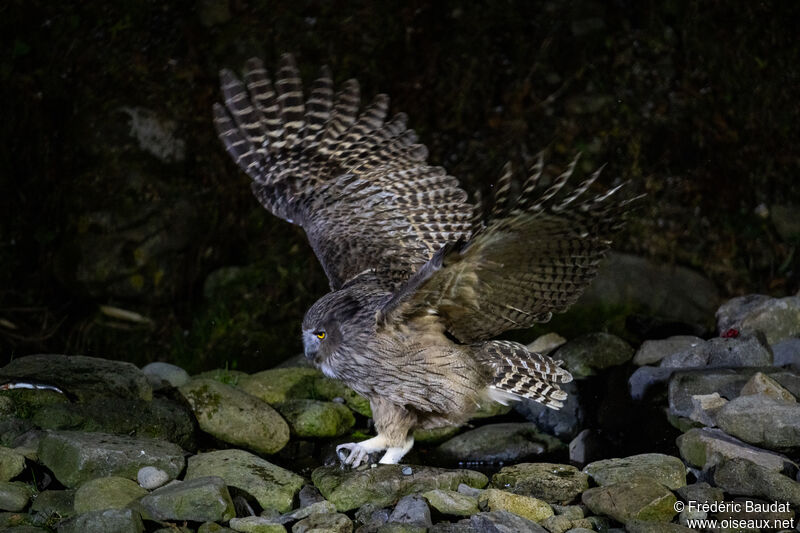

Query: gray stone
[227,516,286,532]
[541,514,572,533]
[583,454,686,490]
[716,294,772,332]
[712,457,800,506]
[354,502,390,530]
[198,522,238,533]
[677,427,796,472]
[312,376,372,417]
[30,489,76,520]
[298,485,325,508]
[633,336,704,366]
[478,488,553,522]
[551,505,584,519]
[716,295,800,345]
[437,423,563,464]
[553,333,634,379]
[186,449,304,513]
[468,510,549,532]
[773,338,800,369]
[740,371,796,402]
[279,500,336,523]
[311,464,487,512]
[628,366,675,401]
[57,508,144,533]
[491,463,588,504]
[675,482,724,505]
[0,481,32,512]
[514,382,582,440]
[137,466,169,489]
[136,476,235,522]
[37,430,185,488]
[568,429,603,465]
[388,495,431,528]
[275,399,355,438]
[236,368,321,404]
[687,392,727,426]
[421,489,478,517]
[141,362,190,388]
[624,520,693,532]
[179,378,290,455]
[0,446,25,481]
[659,335,772,369]
[0,354,152,402]
[715,394,800,450]
[527,333,567,354]
[293,512,352,532]
[73,476,148,513]
[582,479,677,524]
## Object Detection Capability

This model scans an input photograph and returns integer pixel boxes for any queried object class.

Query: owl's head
[301,289,363,372]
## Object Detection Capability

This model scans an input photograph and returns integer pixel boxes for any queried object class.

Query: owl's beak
[304,346,317,361]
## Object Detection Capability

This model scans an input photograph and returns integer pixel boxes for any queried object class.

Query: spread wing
[380,156,640,343]
[213,54,473,290]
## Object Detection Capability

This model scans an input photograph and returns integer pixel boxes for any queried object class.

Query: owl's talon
[336,442,372,467]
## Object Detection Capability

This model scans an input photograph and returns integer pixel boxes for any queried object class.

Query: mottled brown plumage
[214,54,637,466]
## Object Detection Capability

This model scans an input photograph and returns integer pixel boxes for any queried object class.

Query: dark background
[1,0,798,372]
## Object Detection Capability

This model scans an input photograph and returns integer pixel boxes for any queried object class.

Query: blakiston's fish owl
[213,54,637,466]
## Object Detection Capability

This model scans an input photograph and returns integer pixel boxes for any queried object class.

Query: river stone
[740,371,796,402]
[37,430,184,488]
[198,523,238,533]
[136,476,235,522]
[659,334,772,368]
[142,362,191,388]
[227,517,285,532]
[491,463,588,504]
[179,378,290,454]
[279,500,336,523]
[633,336,704,366]
[478,488,553,522]
[437,423,563,464]
[73,476,148,513]
[293,512,352,533]
[583,453,686,490]
[675,482,724,506]
[413,426,460,444]
[582,479,677,524]
[0,481,32,512]
[624,520,693,533]
[677,427,796,472]
[186,449,303,513]
[715,394,800,450]
[0,447,25,481]
[773,338,800,369]
[138,466,170,489]
[312,376,372,417]
[712,457,800,506]
[716,294,800,345]
[387,495,431,528]
[422,489,478,516]
[275,400,355,438]
[456,509,550,532]
[236,368,320,404]
[687,392,727,426]
[375,525,425,533]
[193,368,249,386]
[515,382,582,440]
[30,489,76,520]
[0,354,152,402]
[628,366,676,401]
[553,333,634,379]
[58,508,144,533]
[312,465,487,512]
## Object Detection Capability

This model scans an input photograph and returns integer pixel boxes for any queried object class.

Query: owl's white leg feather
[378,436,414,464]
[336,435,389,467]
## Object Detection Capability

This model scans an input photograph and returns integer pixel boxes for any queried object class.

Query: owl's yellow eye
[316,331,326,340]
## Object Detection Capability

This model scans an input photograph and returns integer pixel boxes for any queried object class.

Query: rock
[470,400,513,419]
[137,466,169,489]
[193,368,249,386]
[73,476,148,513]
[541,514,572,533]
[237,368,321,404]
[527,333,567,354]
[179,378,290,454]
[279,500,336,523]
[659,335,772,369]
[716,294,800,345]
[628,366,675,401]
[275,400,355,438]
[773,338,800,369]
[311,465,487,512]
[687,392,727,426]
[633,336,704,366]
[581,479,677,524]
[186,449,304,513]
[514,382,582,440]
[437,423,563,464]
[430,510,549,533]
[624,520,693,532]
[583,454,686,490]
[0,447,25,481]
[677,427,796,472]
[568,429,603,465]
[552,333,634,379]
[312,376,372,417]
[298,485,325,508]
[478,488,553,522]
[0,481,32,512]
[30,489,76,521]
[771,204,800,241]
[388,495,432,528]
[0,354,152,402]
[551,505,584,519]
[198,522,238,533]
[292,512,352,533]
[413,426,460,444]
[715,394,800,450]
[712,457,800,506]
[491,463,588,504]
[136,476,235,522]
[354,502,390,530]
[37,430,184,488]
[57,508,144,533]
[141,362,190,388]
[675,482,724,505]
[228,517,286,532]
[421,489,478,517]
[740,371,796,402]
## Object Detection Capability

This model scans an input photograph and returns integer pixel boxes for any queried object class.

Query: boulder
[0,447,25,482]
[582,479,677,524]
[491,463,588,504]
[715,394,800,450]
[712,457,800,506]
[677,427,797,472]
[236,368,320,404]
[633,336,704,366]
[136,476,235,522]
[739,372,796,402]
[716,295,800,345]
[275,400,355,438]
[659,335,772,369]
[0,481,33,512]
[437,423,563,464]
[73,476,148,513]
[57,508,144,533]
[552,333,634,379]
[478,488,553,522]
[583,454,686,490]
[421,489,479,517]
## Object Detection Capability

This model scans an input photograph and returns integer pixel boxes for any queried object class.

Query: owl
[213,54,637,466]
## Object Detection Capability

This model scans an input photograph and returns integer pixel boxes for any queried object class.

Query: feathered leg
[336,397,416,467]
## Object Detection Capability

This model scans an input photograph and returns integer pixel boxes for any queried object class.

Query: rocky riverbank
[1,293,799,532]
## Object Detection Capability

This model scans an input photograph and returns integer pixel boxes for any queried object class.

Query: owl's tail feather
[479,340,572,410]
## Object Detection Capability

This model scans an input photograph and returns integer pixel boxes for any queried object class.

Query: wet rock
[552,505,584,520]
[541,514,572,533]
[0,447,25,481]
[687,392,727,426]
[298,485,325,508]
[137,466,169,489]
[279,500,336,523]
[568,429,603,465]
[58,508,144,533]
[228,517,285,532]
[237,368,321,404]
[388,495,431,528]
[659,335,772,369]
[37,430,184,488]
[624,520,693,532]
[712,457,800,505]
[491,463,588,504]
[583,454,686,490]
[198,522,238,533]
[677,427,796,472]
[553,333,634,379]
[275,400,355,438]
[142,362,190,389]
[179,378,290,454]
[0,481,32,512]
[312,376,372,417]
[582,479,677,524]
[136,476,235,522]
[193,368,249,385]
[437,423,563,464]
[633,336,704,366]
[773,338,800,369]
[740,371,796,402]
[186,449,303,513]
[675,482,724,505]
[413,426,460,444]
[354,502,390,531]
[73,476,148,513]
[527,333,567,354]
[478,488,553,522]
[628,366,675,400]
[293,512,353,532]
[470,400,513,420]
[422,489,478,517]
[0,354,152,402]
[311,465,487,512]
[29,489,76,520]
[514,382,582,440]
[717,294,800,345]
[430,510,549,533]
[715,394,800,450]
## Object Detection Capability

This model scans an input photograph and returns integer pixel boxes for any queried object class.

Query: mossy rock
[275,399,355,437]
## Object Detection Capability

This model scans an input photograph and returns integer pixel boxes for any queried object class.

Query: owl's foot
[377,437,414,465]
[336,435,388,467]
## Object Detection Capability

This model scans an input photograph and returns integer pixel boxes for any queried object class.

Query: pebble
[138,466,170,489]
